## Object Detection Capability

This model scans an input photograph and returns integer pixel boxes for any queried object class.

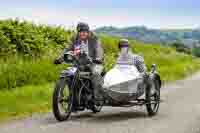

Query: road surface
[1,72,200,133]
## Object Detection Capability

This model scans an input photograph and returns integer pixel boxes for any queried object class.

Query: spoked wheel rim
[58,85,72,116]
[149,82,160,113]
[146,79,160,116]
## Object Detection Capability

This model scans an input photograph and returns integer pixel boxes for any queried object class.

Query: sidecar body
[103,64,145,103]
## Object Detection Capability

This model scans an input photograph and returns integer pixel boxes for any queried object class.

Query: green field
[0,19,200,121]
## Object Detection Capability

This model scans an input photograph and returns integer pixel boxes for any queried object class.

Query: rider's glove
[53,59,62,65]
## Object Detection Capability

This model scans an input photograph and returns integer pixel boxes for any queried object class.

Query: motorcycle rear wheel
[53,78,73,121]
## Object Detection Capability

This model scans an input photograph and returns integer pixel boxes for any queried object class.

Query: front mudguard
[149,72,162,89]
[60,67,77,78]
[149,64,162,88]
[59,67,79,110]
[155,73,162,88]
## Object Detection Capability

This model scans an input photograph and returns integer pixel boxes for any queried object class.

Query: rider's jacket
[59,32,104,63]
[117,51,146,73]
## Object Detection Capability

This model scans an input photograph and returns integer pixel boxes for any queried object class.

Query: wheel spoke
[150,90,159,108]
[145,79,160,116]
[57,85,72,115]
[59,97,69,103]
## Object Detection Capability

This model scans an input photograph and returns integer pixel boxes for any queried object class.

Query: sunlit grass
[0,56,66,90]
[0,84,53,122]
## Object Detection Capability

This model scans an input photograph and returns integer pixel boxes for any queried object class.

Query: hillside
[0,19,200,121]
[94,26,200,47]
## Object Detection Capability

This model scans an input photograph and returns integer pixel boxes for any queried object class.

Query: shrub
[171,42,191,54]
[192,47,200,57]
[0,19,73,57]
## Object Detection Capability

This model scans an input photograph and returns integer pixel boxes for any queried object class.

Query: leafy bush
[0,19,73,57]
[192,47,200,57]
[171,42,191,54]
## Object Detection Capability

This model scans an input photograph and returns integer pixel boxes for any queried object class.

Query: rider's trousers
[91,64,104,100]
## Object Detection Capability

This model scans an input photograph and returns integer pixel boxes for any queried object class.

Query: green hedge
[0,19,73,57]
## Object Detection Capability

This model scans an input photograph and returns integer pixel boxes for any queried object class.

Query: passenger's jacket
[117,51,146,73]
[58,32,104,62]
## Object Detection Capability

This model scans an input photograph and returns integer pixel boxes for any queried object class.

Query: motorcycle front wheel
[53,78,73,121]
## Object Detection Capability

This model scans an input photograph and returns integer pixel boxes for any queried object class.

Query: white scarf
[80,40,89,55]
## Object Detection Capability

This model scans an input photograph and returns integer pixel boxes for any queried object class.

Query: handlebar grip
[93,60,103,64]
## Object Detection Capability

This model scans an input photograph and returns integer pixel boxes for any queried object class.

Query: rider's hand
[54,59,62,65]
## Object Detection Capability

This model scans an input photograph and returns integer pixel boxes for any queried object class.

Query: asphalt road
[1,72,200,133]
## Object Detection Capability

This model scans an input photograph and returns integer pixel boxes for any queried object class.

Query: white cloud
[0,7,199,29]
[0,7,152,29]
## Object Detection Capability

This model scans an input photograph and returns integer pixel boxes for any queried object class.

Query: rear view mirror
[64,53,74,63]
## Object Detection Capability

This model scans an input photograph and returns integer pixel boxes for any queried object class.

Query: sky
[0,0,200,29]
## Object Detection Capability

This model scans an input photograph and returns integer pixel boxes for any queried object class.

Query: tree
[171,42,191,54]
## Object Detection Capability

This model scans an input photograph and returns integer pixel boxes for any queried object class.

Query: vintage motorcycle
[52,52,161,121]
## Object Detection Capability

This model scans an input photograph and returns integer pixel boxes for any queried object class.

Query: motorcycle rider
[54,22,103,64]
[54,22,104,106]
[117,39,147,73]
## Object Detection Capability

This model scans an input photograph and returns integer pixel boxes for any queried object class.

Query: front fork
[60,67,78,99]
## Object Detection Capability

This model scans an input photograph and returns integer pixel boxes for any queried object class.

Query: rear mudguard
[60,67,77,78]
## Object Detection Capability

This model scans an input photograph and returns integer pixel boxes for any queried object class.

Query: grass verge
[0,84,53,122]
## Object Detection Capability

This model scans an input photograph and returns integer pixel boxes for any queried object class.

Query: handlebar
[64,51,102,65]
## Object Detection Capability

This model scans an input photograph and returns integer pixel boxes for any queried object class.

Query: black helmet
[77,22,90,32]
[118,39,129,49]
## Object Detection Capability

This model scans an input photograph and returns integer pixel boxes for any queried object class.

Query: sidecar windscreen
[64,53,75,63]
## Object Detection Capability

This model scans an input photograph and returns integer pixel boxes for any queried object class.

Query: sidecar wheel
[53,78,73,121]
[145,78,160,116]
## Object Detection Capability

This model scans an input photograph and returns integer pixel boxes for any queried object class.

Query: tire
[53,78,73,121]
[91,102,103,113]
[146,78,160,116]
